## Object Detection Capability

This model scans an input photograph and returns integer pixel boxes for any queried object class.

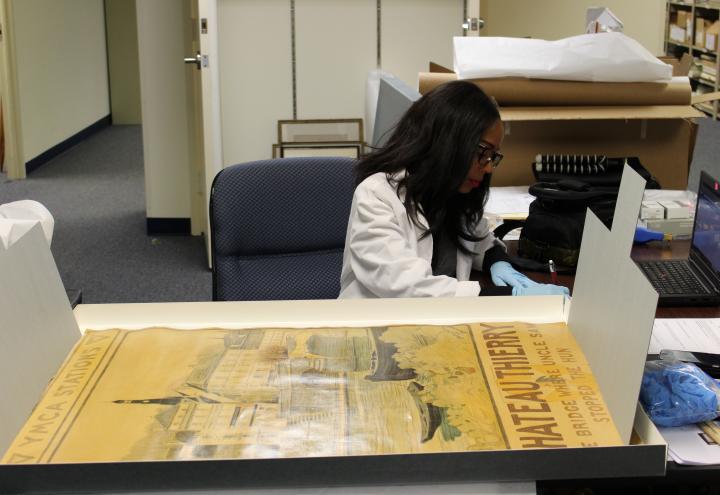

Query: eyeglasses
[477,143,503,169]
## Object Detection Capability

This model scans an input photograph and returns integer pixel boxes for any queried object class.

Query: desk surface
[501,240,720,319]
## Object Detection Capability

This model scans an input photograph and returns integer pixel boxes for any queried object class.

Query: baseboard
[146,218,191,235]
[26,115,112,174]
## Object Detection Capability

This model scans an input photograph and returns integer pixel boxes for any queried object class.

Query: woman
[339,80,569,299]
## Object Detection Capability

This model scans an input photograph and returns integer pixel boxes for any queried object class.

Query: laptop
[637,171,720,307]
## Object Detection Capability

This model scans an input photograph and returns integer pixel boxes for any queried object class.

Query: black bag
[517,180,618,270]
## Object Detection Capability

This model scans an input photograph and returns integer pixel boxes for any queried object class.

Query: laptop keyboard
[640,261,712,295]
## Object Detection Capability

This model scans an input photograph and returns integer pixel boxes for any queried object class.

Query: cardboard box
[494,107,701,189]
[705,20,720,51]
[669,24,687,43]
[675,9,689,27]
[658,199,691,219]
[674,10,694,43]
[659,52,693,77]
[695,18,710,48]
[645,217,694,238]
[640,200,664,220]
[0,171,666,492]
[419,72,703,189]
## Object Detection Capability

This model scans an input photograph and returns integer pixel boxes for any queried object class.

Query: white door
[186,0,223,267]
[137,0,222,268]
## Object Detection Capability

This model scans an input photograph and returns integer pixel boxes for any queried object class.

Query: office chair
[210,157,356,301]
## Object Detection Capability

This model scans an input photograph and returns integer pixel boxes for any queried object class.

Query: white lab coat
[339,172,503,298]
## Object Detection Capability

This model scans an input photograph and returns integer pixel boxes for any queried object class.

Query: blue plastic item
[640,360,720,427]
[634,225,665,244]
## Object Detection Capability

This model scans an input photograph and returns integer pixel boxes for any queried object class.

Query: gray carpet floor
[0,119,718,304]
[0,125,212,303]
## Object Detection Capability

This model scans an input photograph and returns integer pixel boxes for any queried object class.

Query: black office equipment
[533,155,660,188]
[637,171,720,307]
[371,75,421,148]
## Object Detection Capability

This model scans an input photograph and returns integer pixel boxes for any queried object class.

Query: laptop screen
[691,173,720,277]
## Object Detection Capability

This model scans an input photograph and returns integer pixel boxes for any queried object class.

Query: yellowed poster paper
[2,322,621,464]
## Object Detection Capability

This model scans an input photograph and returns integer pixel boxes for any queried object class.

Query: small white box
[640,201,664,220]
[658,200,690,219]
[645,217,694,239]
[670,24,686,42]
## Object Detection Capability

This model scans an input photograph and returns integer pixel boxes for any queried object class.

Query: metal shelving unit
[665,0,720,119]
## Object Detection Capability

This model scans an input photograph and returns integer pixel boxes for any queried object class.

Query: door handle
[462,17,485,31]
[184,52,202,70]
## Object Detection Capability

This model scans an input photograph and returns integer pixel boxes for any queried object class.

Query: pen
[548,259,557,284]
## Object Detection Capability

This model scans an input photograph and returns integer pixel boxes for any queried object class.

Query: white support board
[0,225,80,454]
[73,295,567,332]
[568,165,659,443]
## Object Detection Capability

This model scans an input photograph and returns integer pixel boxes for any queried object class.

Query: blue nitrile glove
[511,284,570,297]
[490,261,539,289]
[640,361,719,427]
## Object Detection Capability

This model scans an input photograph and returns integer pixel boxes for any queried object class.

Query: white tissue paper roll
[453,32,672,83]
[0,200,55,248]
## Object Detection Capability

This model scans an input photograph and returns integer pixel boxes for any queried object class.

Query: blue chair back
[210,157,356,301]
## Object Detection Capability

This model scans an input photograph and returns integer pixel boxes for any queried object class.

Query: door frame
[192,0,223,266]
[0,0,25,180]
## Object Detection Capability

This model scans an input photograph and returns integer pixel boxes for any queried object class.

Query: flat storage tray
[0,442,666,493]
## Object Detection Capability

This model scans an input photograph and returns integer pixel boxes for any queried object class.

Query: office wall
[218,0,464,167]
[13,0,110,163]
[218,0,293,165]
[481,0,665,55]
[382,0,463,88]
[295,0,376,119]
[136,0,191,219]
[105,0,142,125]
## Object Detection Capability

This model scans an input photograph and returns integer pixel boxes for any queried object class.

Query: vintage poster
[2,321,622,464]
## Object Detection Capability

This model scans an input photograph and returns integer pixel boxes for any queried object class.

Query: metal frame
[277,118,364,145]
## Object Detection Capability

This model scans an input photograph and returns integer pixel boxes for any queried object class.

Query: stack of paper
[649,318,720,355]
[661,421,720,465]
[485,186,534,241]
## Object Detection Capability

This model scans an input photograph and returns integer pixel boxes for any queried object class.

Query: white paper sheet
[453,32,672,82]
[643,189,696,204]
[486,186,533,219]
[660,422,720,465]
[648,319,720,355]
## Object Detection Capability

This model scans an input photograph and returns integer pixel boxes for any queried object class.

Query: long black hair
[356,80,501,254]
